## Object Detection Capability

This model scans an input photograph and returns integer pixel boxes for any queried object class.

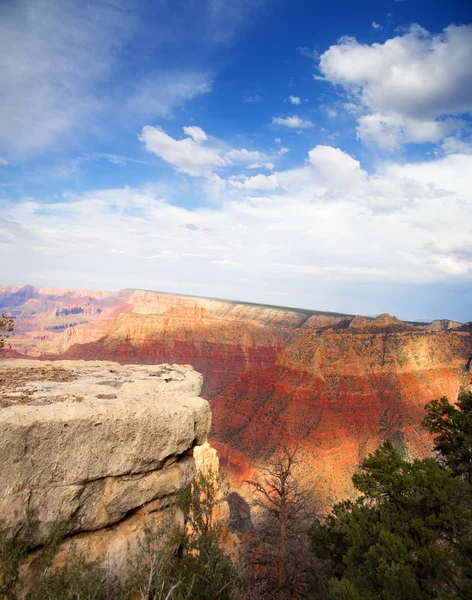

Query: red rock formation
[211,322,472,504]
[2,285,471,508]
[61,310,302,397]
[0,285,133,357]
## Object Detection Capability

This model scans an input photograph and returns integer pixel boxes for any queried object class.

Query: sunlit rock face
[0,359,210,566]
[212,321,472,504]
[0,285,133,357]
[2,285,471,507]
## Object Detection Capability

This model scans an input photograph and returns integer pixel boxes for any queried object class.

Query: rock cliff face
[0,285,133,357]
[212,320,472,503]
[0,359,211,565]
[1,285,471,508]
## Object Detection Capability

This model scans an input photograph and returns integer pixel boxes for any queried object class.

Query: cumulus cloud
[308,146,366,188]
[225,148,263,161]
[183,126,209,143]
[319,24,472,149]
[139,125,273,176]
[139,126,227,176]
[440,136,472,155]
[356,113,463,151]
[272,116,313,128]
[4,144,471,318]
[248,162,275,170]
[288,96,301,105]
[228,173,279,190]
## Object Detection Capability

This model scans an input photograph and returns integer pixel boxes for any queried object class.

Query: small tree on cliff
[423,391,472,484]
[243,445,315,599]
[310,440,472,600]
[127,467,238,600]
[0,314,13,350]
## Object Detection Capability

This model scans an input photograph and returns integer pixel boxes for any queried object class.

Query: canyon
[1,284,471,506]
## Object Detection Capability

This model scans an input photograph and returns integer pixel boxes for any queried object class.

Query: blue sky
[1,0,471,321]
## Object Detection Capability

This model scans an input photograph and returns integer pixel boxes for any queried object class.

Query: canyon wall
[212,317,472,503]
[0,359,211,567]
[1,285,471,508]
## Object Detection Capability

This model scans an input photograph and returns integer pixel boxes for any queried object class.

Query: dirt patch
[0,366,78,409]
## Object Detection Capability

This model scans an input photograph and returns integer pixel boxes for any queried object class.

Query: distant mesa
[425,319,462,332]
[372,313,402,327]
[348,314,368,329]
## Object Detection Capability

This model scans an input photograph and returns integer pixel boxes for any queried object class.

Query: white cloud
[278,147,290,155]
[325,108,338,119]
[2,145,471,317]
[357,113,463,151]
[319,24,472,149]
[139,126,272,176]
[127,73,212,119]
[288,96,301,105]
[183,126,208,143]
[229,173,279,190]
[272,116,313,128]
[440,136,472,155]
[372,22,381,30]
[205,0,266,44]
[225,148,263,161]
[0,146,472,310]
[248,162,275,170]
[0,157,8,166]
[344,102,361,114]
[274,138,282,144]
[308,146,366,188]
[0,0,132,155]
[0,1,214,157]
[139,126,227,176]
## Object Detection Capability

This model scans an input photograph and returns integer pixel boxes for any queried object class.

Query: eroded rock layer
[1,285,471,508]
[0,359,211,564]
[212,322,472,503]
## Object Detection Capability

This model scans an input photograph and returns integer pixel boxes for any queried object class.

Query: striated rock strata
[2,285,471,509]
[0,359,210,566]
[212,319,472,504]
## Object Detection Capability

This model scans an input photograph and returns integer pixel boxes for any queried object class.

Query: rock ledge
[0,359,210,563]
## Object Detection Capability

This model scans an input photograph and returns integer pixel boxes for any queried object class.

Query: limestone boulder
[0,359,211,551]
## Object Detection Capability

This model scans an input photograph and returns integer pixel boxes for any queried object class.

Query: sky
[0,0,471,322]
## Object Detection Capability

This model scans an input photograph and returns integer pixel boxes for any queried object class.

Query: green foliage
[311,441,472,600]
[423,391,472,483]
[125,468,238,599]
[26,549,123,600]
[0,512,35,600]
[172,468,238,599]
[0,314,13,351]
[29,519,70,577]
[0,469,239,600]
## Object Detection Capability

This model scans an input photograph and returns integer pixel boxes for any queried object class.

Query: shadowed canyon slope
[1,285,471,506]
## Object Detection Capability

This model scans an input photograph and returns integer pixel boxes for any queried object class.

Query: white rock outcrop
[0,359,211,562]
